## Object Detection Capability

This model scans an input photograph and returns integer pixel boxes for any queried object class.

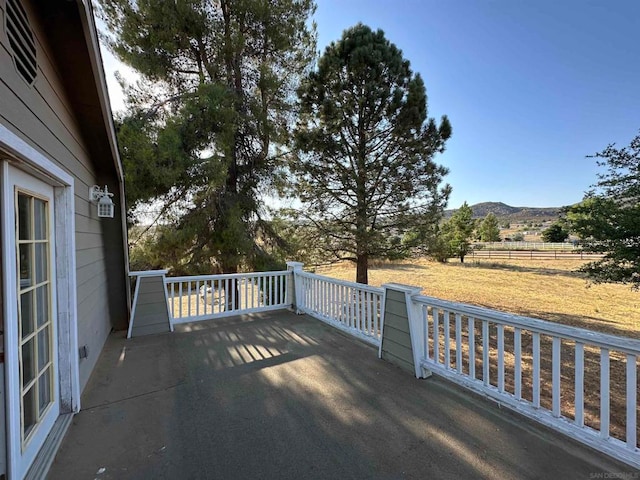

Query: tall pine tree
[441,202,475,263]
[292,24,451,284]
[478,213,501,242]
[100,0,316,274]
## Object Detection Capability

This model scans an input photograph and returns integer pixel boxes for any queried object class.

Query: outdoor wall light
[89,185,115,218]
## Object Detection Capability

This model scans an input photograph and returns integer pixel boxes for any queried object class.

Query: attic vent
[6,0,37,85]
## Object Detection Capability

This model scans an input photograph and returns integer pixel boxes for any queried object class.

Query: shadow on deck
[48,311,629,479]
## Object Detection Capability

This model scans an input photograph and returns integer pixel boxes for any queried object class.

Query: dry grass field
[317,257,640,445]
[317,257,639,339]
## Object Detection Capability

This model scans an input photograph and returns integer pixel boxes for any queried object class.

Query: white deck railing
[139,264,638,468]
[295,271,383,346]
[411,294,640,468]
[165,271,290,323]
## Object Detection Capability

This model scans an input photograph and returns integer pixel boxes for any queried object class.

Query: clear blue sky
[101,0,640,209]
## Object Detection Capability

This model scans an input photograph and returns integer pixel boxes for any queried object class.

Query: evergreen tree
[99,0,316,275]
[541,222,569,243]
[291,24,451,284]
[425,223,452,263]
[565,131,640,288]
[441,202,475,263]
[478,212,501,242]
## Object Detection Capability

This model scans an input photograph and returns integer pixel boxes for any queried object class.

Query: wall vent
[5,0,37,85]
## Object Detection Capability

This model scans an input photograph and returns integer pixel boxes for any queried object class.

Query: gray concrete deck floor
[49,311,630,479]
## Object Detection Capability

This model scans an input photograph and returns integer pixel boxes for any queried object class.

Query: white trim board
[0,122,80,478]
[0,125,72,187]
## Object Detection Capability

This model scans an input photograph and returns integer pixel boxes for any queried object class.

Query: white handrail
[296,270,384,294]
[169,270,288,282]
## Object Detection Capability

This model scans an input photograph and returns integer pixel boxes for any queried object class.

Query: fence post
[286,261,305,314]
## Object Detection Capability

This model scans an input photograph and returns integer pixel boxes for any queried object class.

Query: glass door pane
[16,191,54,446]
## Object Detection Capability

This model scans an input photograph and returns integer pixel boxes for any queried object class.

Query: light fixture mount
[89,185,115,218]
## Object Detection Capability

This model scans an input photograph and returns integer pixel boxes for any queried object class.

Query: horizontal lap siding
[0,0,120,391]
[381,290,415,373]
[130,277,171,337]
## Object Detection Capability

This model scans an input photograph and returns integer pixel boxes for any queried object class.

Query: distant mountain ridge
[445,202,562,221]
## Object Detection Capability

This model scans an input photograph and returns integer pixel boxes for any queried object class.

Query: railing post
[128,270,172,338]
[379,283,426,379]
[409,291,432,379]
[286,261,304,314]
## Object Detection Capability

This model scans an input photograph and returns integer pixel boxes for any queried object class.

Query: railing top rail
[129,269,168,277]
[413,293,640,354]
[167,271,289,283]
[296,270,384,295]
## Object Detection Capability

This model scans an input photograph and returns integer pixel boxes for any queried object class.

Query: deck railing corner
[286,261,305,314]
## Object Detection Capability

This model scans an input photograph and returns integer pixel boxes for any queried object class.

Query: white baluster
[357,289,363,332]
[231,277,236,311]
[424,306,429,361]
[533,332,540,408]
[514,328,522,399]
[600,348,610,439]
[244,276,248,310]
[324,280,328,316]
[270,274,274,306]
[575,342,584,427]
[552,337,561,417]
[455,314,462,374]
[498,324,505,393]
[482,321,490,386]
[433,308,440,365]
[626,354,637,450]
[193,281,198,317]
[312,277,317,312]
[170,282,175,318]
[444,311,451,369]
[468,317,475,379]
[366,291,372,335]
[187,281,192,318]
[251,276,255,308]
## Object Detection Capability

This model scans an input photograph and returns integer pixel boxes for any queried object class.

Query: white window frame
[0,123,80,478]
